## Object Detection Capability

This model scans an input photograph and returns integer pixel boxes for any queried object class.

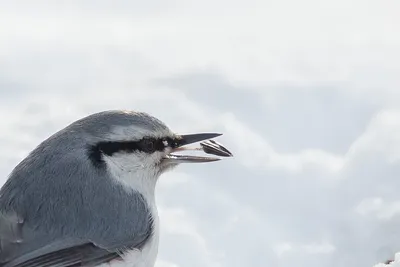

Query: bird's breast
[97,208,160,267]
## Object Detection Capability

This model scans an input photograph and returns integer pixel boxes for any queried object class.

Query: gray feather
[0,111,162,266]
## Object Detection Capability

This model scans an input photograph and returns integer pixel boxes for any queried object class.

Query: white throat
[100,154,161,267]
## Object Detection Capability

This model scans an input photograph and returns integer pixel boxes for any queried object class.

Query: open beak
[163,133,233,163]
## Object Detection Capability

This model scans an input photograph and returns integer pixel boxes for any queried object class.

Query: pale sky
[1,1,400,266]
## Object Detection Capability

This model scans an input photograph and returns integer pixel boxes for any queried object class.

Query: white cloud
[346,110,400,164]
[274,241,336,257]
[274,242,293,258]
[155,261,180,267]
[1,0,400,88]
[159,207,207,248]
[356,198,384,216]
[216,112,344,174]
[356,198,400,221]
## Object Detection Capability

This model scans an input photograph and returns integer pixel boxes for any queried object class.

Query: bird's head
[56,110,232,187]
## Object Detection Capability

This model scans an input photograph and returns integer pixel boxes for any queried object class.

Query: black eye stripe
[97,139,165,155]
[87,137,180,167]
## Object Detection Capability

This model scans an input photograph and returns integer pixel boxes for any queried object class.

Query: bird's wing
[2,241,120,267]
[0,186,154,267]
[0,205,153,267]
[0,207,153,267]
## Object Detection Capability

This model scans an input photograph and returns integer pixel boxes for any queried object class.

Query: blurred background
[1,1,400,266]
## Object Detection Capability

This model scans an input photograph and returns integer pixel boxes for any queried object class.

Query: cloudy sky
[1,1,400,266]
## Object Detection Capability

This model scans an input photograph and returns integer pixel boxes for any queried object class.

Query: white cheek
[105,152,163,171]
[103,152,164,198]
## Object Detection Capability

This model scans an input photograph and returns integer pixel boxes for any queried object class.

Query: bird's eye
[171,139,180,148]
[163,138,179,148]
[141,139,156,153]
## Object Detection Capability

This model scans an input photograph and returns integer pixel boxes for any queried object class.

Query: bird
[0,110,232,267]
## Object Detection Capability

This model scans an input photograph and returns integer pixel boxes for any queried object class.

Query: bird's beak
[163,133,233,163]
